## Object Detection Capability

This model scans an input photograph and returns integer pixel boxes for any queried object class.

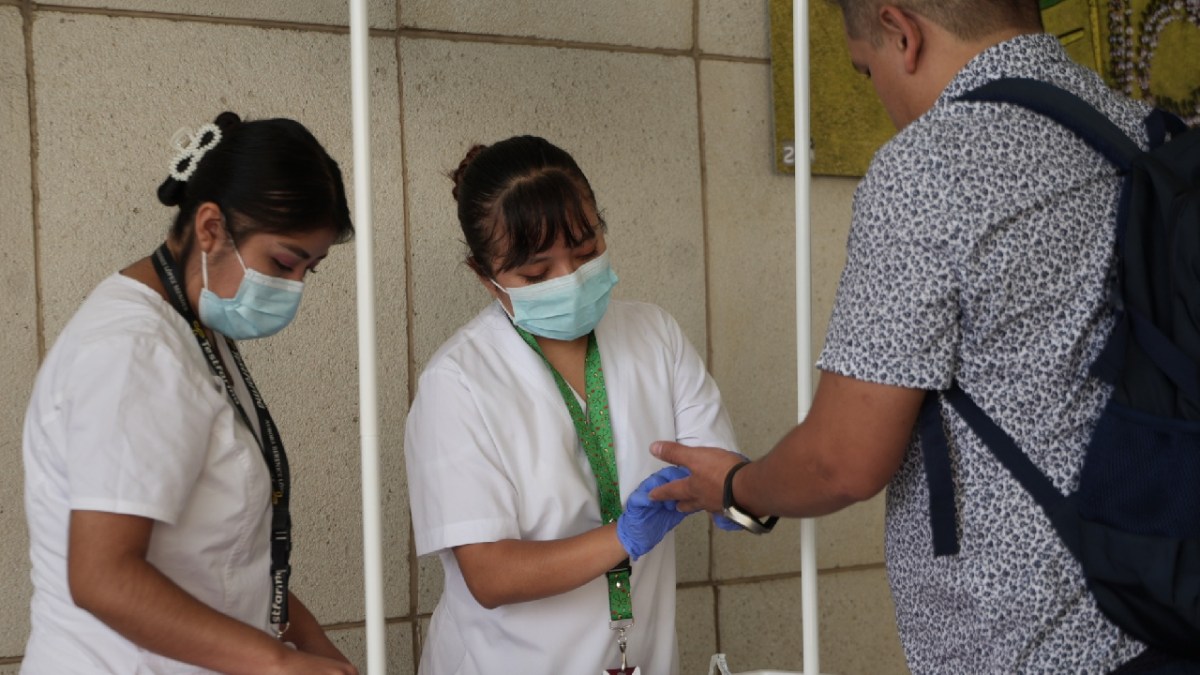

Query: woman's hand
[615,466,695,559]
[269,649,359,675]
[280,592,356,671]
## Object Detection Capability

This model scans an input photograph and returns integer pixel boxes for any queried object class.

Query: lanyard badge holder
[152,244,293,639]
[606,556,637,675]
[516,328,640,675]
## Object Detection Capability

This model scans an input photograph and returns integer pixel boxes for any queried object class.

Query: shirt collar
[934,32,1070,109]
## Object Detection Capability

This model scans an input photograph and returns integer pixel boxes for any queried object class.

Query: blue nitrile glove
[713,513,743,531]
[616,466,692,560]
[712,454,752,531]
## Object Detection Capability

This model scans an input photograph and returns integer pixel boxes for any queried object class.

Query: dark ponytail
[451,135,603,277]
[157,111,353,245]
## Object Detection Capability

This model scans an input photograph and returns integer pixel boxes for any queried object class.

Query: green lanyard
[515,327,634,625]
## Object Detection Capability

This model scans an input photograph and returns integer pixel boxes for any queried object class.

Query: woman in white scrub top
[405,135,740,674]
[21,112,358,675]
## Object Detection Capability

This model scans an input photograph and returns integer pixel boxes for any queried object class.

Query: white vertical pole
[349,0,386,673]
[793,2,819,674]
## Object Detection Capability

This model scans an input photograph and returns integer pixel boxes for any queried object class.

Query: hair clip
[168,123,223,183]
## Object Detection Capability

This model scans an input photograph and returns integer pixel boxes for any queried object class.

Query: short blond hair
[830,0,1042,42]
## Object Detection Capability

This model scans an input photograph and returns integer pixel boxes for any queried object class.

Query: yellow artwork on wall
[772,0,1200,177]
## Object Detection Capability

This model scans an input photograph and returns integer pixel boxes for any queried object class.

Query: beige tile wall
[0,3,37,658]
[0,1,905,673]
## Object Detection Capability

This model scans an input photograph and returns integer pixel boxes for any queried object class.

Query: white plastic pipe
[792,2,820,675]
[349,0,386,673]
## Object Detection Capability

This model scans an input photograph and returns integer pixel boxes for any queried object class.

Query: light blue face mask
[492,250,619,341]
[198,243,304,340]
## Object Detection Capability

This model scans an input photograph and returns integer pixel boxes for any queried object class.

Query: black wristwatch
[722,461,778,534]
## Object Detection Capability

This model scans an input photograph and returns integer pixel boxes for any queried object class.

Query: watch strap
[722,461,778,534]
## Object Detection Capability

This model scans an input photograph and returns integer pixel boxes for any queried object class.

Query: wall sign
[772,0,1200,177]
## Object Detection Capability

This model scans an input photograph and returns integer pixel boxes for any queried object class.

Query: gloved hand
[616,466,692,560]
[712,512,744,532]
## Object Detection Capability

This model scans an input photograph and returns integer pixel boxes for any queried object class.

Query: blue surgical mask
[492,250,619,341]
[198,243,304,340]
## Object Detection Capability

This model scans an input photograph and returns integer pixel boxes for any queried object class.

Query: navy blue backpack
[920,78,1200,659]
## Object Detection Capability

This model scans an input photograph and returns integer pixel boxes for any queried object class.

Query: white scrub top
[21,273,273,674]
[406,300,739,675]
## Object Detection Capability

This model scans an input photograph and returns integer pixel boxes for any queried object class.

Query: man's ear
[192,201,227,255]
[878,5,924,74]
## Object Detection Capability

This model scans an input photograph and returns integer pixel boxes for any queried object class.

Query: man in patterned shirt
[648,1,1189,672]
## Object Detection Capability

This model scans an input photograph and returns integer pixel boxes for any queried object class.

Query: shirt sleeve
[64,336,219,524]
[816,160,961,390]
[405,362,521,556]
[663,310,740,454]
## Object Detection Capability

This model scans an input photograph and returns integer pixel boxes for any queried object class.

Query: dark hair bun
[156,176,186,207]
[451,144,488,202]
[213,110,242,131]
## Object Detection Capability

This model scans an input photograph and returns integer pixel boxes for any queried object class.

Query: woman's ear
[192,201,227,255]
[469,258,504,302]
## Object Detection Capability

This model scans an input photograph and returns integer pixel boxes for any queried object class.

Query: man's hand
[616,466,695,558]
[648,442,746,514]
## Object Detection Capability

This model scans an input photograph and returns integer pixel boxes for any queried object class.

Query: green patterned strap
[515,327,633,624]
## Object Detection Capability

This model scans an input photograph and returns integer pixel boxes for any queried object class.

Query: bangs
[491,170,604,272]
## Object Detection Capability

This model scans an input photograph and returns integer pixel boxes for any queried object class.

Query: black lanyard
[150,243,291,632]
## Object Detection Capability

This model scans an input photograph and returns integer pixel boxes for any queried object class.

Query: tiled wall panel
[701,57,807,580]
[328,621,416,674]
[400,37,706,372]
[401,0,691,50]
[46,0,396,28]
[677,585,718,675]
[0,5,36,657]
[31,11,409,625]
[698,0,771,58]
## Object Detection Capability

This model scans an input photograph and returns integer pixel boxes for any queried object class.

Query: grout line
[322,615,421,632]
[28,3,768,63]
[396,25,692,58]
[699,51,769,65]
[692,0,724,655]
[693,3,713,381]
[691,0,717,589]
[22,0,45,360]
[713,583,723,654]
[676,559,888,590]
[30,3,393,36]
[692,0,725,656]
[393,0,424,666]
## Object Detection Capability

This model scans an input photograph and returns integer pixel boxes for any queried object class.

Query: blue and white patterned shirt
[817,33,1151,673]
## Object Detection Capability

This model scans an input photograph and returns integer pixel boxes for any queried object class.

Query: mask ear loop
[489,278,516,321]
[201,227,248,293]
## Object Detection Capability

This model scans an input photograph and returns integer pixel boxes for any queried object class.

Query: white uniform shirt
[406,300,738,675]
[22,273,274,674]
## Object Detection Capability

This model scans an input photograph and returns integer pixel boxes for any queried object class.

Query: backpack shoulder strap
[958,77,1143,170]
[921,384,1072,556]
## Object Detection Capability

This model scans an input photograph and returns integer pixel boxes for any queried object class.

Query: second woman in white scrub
[405,135,740,674]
